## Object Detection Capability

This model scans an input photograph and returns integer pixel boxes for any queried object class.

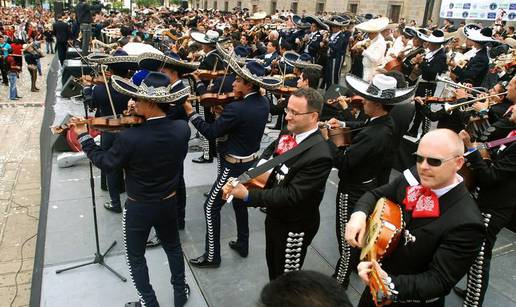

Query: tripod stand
[56,91,126,282]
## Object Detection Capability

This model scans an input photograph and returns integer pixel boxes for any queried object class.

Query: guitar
[361,198,405,306]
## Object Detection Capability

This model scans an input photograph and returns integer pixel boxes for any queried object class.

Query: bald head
[420,129,464,157]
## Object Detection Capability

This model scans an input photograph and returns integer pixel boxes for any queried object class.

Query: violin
[192,69,228,80]
[50,114,144,135]
[422,96,456,104]
[188,92,240,107]
[327,95,364,107]
[271,86,298,96]
[79,72,112,86]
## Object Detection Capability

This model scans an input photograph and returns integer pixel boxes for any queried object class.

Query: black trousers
[123,197,187,307]
[201,158,253,263]
[409,82,436,135]
[334,182,375,287]
[265,216,319,280]
[324,55,344,90]
[464,210,511,307]
[176,168,186,228]
[56,42,68,65]
[100,132,124,205]
[202,106,216,159]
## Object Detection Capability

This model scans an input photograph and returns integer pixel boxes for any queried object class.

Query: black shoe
[104,201,122,213]
[406,129,419,137]
[453,286,466,299]
[203,191,210,197]
[228,240,248,257]
[16,96,22,99]
[178,221,185,230]
[189,255,220,268]
[146,236,161,248]
[192,156,213,163]
[259,207,267,214]
[125,301,142,307]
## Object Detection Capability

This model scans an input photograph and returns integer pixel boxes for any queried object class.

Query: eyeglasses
[284,108,316,116]
[414,153,458,167]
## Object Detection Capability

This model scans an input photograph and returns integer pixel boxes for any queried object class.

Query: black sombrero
[345,74,416,104]
[138,51,199,74]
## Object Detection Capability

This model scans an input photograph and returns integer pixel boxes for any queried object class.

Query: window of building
[204,0,207,9]
[348,3,358,14]
[291,2,298,14]
[388,4,402,22]
[252,4,258,13]
[271,1,277,14]
[196,0,200,9]
[224,1,229,11]
[213,1,217,9]
[237,1,242,8]
[316,2,325,14]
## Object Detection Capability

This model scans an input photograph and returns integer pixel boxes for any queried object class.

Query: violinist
[138,51,200,236]
[354,17,389,82]
[406,29,449,138]
[190,30,226,164]
[400,27,426,86]
[301,15,328,61]
[455,76,516,306]
[87,50,138,213]
[322,16,351,89]
[72,72,191,307]
[184,59,279,269]
[324,74,416,289]
[451,25,491,87]
[258,40,279,72]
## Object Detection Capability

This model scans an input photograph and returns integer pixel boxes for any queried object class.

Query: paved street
[0,53,51,307]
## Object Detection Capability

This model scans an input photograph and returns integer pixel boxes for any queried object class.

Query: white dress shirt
[362,34,386,81]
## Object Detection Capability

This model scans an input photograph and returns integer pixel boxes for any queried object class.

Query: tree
[135,0,160,8]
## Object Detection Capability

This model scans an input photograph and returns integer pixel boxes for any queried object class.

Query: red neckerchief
[507,130,516,138]
[275,134,298,155]
[403,185,440,218]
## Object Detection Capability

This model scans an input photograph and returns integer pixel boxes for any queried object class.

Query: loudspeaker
[60,76,82,98]
[66,47,82,60]
[62,59,94,86]
[51,114,73,152]
[54,1,64,19]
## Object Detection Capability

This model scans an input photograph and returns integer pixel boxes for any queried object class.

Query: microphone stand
[55,73,126,283]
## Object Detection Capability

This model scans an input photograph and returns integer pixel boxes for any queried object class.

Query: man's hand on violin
[336,97,349,110]
[326,117,343,129]
[414,96,426,105]
[69,116,88,135]
[182,99,194,115]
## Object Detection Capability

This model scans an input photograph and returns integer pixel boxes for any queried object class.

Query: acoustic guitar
[361,198,405,306]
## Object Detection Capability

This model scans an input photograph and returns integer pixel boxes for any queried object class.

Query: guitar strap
[236,135,324,184]
[403,169,419,187]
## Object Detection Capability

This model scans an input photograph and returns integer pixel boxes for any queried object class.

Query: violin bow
[217,49,233,96]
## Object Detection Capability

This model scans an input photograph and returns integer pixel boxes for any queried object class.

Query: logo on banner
[449,3,454,9]
[510,4,516,10]
[447,11,454,17]
[509,12,516,20]
[463,11,470,17]
[487,12,496,18]
[463,3,471,9]
[489,3,498,10]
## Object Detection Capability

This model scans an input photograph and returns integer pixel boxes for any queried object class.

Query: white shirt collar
[171,79,182,88]
[295,127,319,144]
[147,115,166,121]
[431,174,463,198]
[330,31,341,40]
[205,49,217,56]
[244,91,258,99]
[425,47,442,60]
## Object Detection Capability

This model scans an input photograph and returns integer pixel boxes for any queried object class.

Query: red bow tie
[275,135,298,155]
[507,130,516,138]
[403,185,440,218]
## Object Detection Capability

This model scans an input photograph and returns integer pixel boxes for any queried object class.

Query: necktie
[275,134,298,155]
[403,185,440,218]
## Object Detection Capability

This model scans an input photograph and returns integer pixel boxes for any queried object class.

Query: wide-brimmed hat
[216,43,281,91]
[403,27,418,38]
[190,30,227,45]
[138,51,199,74]
[283,51,322,71]
[302,15,329,30]
[345,74,416,104]
[324,15,351,28]
[111,72,191,103]
[292,15,310,29]
[463,24,495,43]
[86,50,139,71]
[247,11,267,20]
[355,16,389,33]
[416,29,450,44]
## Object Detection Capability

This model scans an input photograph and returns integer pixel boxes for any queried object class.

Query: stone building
[189,0,433,24]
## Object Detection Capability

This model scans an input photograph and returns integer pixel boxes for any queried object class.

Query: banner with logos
[439,0,515,21]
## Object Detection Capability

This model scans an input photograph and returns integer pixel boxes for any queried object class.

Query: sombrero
[416,29,450,44]
[85,49,139,71]
[111,72,191,103]
[463,24,495,43]
[190,30,227,45]
[283,51,323,71]
[324,15,351,28]
[355,16,389,33]
[302,15,329,30]
[138,51,200,74]
[345,74,416,104]
[247,11,267,20]
[292,15,310,29]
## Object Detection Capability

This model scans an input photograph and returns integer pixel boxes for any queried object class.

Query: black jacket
[52,21,71,43]
[452,47,489,86]
[354,167,485,305]
[328,31,350,59]
[420,48,447,82]
[248,131,333,225]
[330,115,396,187]
[79,117,190,202]
[91,81,131,117]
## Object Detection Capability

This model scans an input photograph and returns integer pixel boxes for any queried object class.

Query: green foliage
[112,0,124,10]
[135,0,161,8]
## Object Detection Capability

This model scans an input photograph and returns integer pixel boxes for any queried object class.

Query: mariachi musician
[137,51,200,237]
[324,74,416,288]
[451,25,491,87]
[400,27,426,86]
[301,15,329,62]
[86,50,138,213]
[322,15,351,89]
[346,128,485,307]
[184,47,280,268]
[352,17,389,82]
[454,76,516,307]
[406,29,449,138]
[189,30,227,164]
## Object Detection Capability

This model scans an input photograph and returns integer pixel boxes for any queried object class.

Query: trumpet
[443,92,508,113]
[436,76,488,95]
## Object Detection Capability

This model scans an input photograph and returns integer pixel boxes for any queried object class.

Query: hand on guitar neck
[358,260,394,306]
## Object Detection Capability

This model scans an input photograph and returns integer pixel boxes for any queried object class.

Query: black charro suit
[461,141,516,305]
[451,47,489,87]
[328,115,396,287]
[354,166,485,307]
[246,130,333,280]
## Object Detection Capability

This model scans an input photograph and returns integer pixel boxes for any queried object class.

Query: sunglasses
[414,153,458,167]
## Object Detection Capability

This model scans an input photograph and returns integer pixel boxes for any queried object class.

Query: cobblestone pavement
[0,53,52,307]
